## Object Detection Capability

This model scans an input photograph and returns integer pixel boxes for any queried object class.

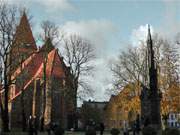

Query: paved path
[1,131,142,135]
[1,131,111,135]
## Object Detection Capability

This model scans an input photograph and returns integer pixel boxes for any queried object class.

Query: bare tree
[41,43,49,131]
[110,34,179,95]
[39,20,64,46]
[0,2,18,132]
[63,35,95,100]
[39,20,61,130]
[159,40,180,90]
[110,46,147,95]
[14,52,29,131]
[41,20,58,39]
[63,34,95,128]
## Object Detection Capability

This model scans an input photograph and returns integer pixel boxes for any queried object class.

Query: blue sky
[6,0,180,101]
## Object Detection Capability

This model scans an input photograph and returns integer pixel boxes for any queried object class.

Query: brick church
[1,12,76,130]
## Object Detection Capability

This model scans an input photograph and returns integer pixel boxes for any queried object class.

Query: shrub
[110,128,120,135]
[85,127,96,135]
[142,126,157,135]
[53,126,64,135]
[162,128,180,135]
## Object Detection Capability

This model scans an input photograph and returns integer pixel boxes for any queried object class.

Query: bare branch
[62,34,95,102]
[110,34,180,95]
[39,20,64,46]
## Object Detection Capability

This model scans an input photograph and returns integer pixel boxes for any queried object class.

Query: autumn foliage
[161,83,180,115]
[105,81,180,128]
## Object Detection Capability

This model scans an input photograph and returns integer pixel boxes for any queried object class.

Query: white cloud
[61,19,118,101]
[62,19,117,56]
[36,0,75,13]
[6,0,75,13]
[86,57,114,101]
[131,24,154,47]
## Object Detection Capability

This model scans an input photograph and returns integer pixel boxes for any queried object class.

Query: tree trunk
[41,61,47,131]
[73,78,78,130]
[21,91,26,131]
[3,84,10,132]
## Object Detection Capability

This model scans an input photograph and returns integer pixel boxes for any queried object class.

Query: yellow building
[105,84,140,129]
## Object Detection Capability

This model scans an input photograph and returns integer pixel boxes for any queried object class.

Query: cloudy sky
[6,0,180,102]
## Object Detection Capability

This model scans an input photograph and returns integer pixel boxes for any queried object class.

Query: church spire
[147,24,152,43]
[13,11,37,51]
[147,24,155,69]
[10,12,37,71]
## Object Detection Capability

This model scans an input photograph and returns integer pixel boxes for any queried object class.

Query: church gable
[10,48,67,100]
[51,50,66,78]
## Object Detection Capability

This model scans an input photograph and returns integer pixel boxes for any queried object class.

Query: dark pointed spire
[147,24,154,69]
[141,25,162,129]
[13,11,37,50]
[147,24,152,45]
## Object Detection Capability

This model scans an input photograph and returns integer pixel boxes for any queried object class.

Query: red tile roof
[10,48,68,101]
[1,14,70,102]
[51,50,66,78]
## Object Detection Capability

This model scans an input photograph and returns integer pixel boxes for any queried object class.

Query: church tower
[10,12,37,70]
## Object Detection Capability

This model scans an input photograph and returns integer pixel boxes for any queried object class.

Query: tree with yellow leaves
[109,33,180,128]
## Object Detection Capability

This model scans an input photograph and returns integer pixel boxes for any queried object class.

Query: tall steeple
[147,25,162,129]
[13,11,37,51]
[147,25,158,93]
[147,25,152,42]
[147,25,155,70]
[13,11,37,50]
[140,25,162,131]
[11,12,37,71]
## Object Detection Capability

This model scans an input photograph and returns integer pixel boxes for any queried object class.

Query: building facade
[104,84,140,129]
[0,12,75,130]
[80,100,108,129]
[167,112,180,128]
